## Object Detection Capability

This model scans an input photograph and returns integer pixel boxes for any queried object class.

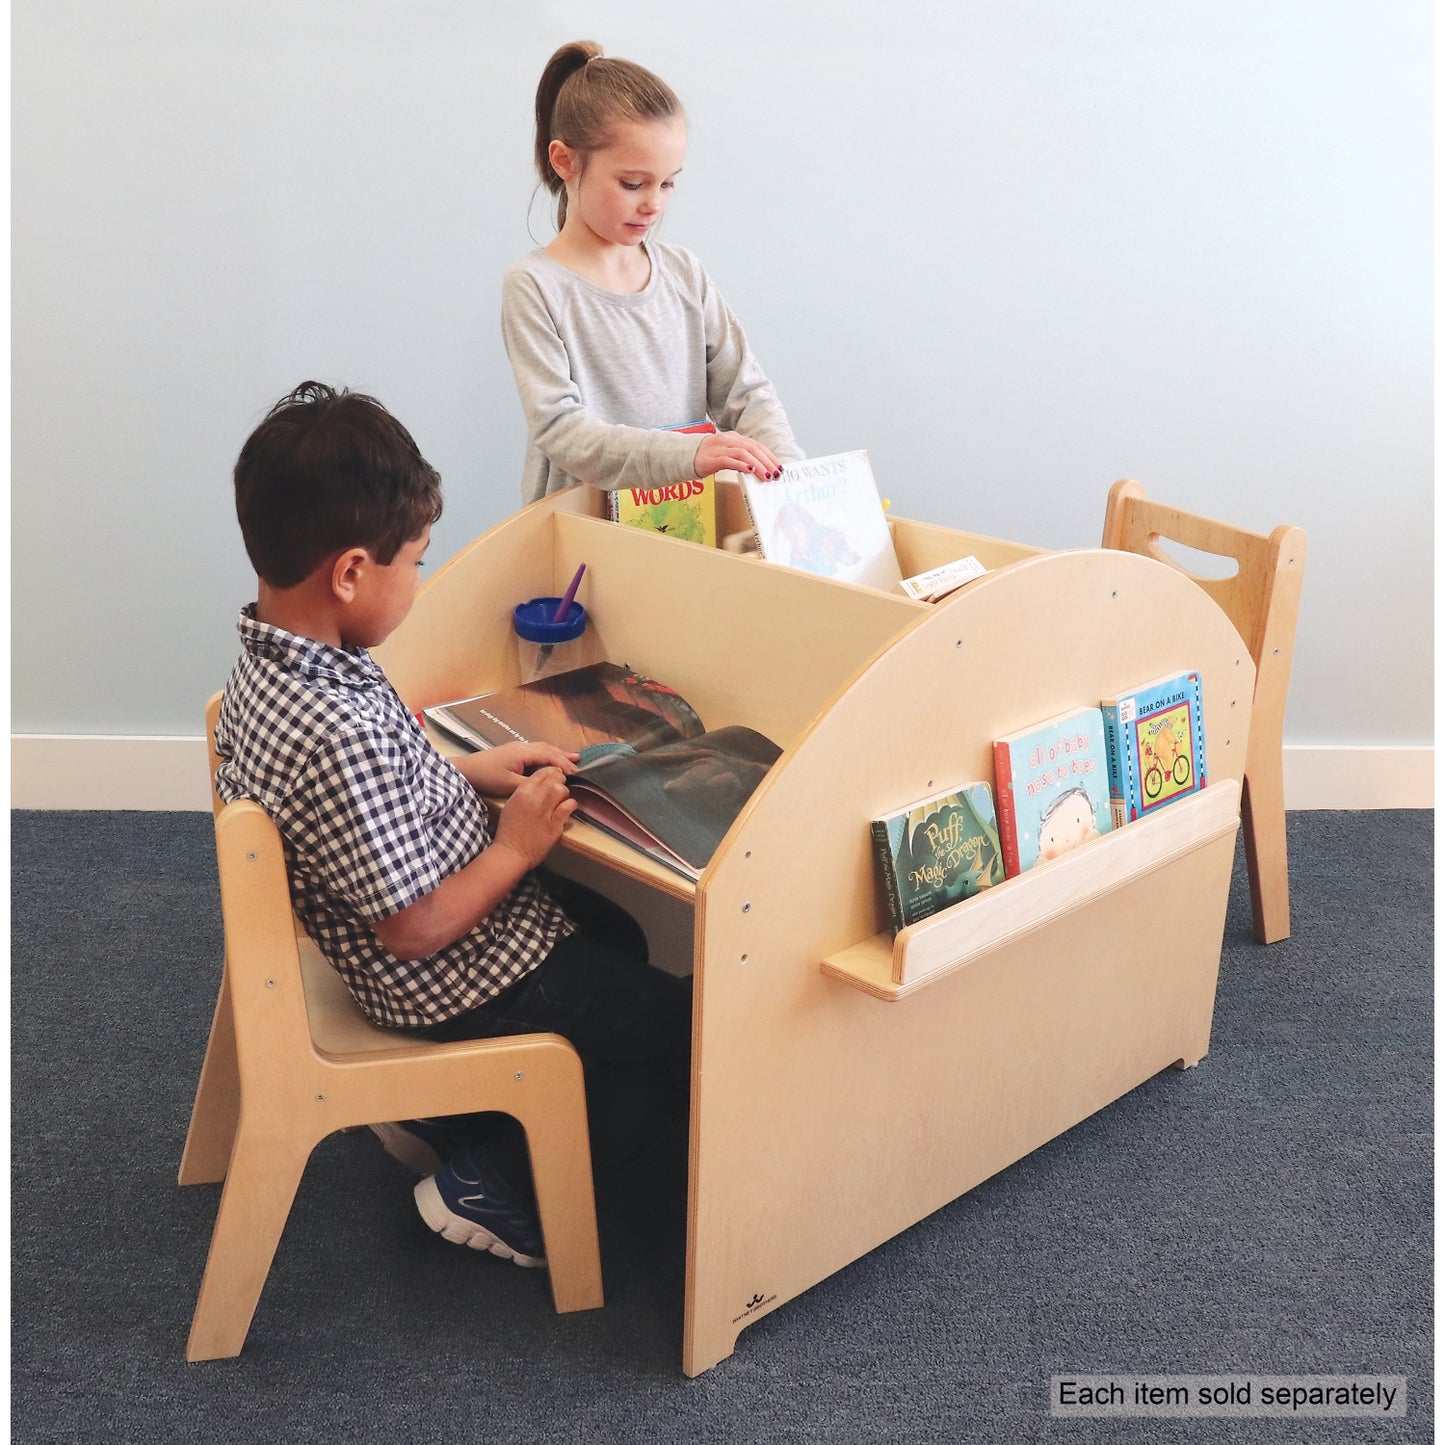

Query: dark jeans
[420,873,692,1198]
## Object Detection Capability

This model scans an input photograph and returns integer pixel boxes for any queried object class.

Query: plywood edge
[817,938,898,1000]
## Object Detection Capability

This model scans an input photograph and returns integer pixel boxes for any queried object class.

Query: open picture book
[425,662,781,881]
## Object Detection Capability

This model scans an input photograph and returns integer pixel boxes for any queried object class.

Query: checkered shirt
[213,606,575,1029]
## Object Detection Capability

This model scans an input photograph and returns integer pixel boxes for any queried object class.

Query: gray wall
[13,1,1432,745]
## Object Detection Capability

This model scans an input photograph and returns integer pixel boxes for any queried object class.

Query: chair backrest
[205,690,322,1075]
[212,797,320,1078]
[205,692,227,820]
[1101,480,1306,748]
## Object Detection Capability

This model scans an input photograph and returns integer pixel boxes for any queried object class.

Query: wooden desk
[374,484,1252,1376]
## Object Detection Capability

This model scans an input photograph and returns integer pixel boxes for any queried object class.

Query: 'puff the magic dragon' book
[871,781,1005,935]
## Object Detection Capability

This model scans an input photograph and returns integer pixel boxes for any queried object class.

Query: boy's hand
[492,766,577,869]
[694,431,783,482]
[459,742,578,797]
[372,762,575,962]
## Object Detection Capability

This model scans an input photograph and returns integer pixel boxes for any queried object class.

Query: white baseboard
[8,735,1436,812]
[11,735,214,811]
[1279,745,1434,811]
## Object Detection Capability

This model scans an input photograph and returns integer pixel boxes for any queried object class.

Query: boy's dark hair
[234,381,443,588]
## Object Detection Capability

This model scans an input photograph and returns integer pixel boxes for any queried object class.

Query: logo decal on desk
[731,1291,778,1325]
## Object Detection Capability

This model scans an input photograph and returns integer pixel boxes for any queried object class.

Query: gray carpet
[11,809,1433,1443]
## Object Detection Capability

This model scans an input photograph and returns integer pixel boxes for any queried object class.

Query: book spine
[1189,674,1208,790]
[608,489,621,523]
[870,819,907,936]
[738,474,766,559]
[992,741,1021,878]
[1101,702,1134,826]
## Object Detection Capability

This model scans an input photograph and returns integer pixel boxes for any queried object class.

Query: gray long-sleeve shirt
[502,242,802,502]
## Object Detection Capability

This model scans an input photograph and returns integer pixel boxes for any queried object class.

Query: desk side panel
[683,549,1254,1375]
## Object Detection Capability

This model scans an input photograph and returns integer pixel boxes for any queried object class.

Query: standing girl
[503,39,804,503]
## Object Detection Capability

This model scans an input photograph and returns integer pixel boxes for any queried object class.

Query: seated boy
[214,380,691,1268]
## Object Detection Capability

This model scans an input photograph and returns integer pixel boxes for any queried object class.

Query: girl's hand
[492,766,578,869]
[459,742,579,798]
[694,431,784,482]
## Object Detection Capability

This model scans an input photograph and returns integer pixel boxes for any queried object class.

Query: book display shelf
[372,482,1255,1378]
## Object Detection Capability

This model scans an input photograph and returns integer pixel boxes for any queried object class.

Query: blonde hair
[533,40,684,231]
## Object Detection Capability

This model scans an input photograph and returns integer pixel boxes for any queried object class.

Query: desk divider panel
[549,510,920,748]
[888,513,1046,576]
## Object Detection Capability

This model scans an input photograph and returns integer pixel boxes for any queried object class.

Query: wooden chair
[178,696,603,1361]
[1101,479,1306,944]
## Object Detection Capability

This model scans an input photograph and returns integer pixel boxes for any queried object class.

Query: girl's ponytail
[532,39,684,233]
[533,40,601,230]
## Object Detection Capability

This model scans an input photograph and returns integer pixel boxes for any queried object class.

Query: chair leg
[517,1067,604,1314]
[186,1125,313,1361]
[179,973,241,1186]
[1241,764,1291,945]
[530,1147,604,1313]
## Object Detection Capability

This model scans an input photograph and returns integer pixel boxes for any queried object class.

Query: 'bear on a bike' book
[992,706,1113,877]
[871,781,1005,936]
[424,662,780,881]
[1100,670,1207,829]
